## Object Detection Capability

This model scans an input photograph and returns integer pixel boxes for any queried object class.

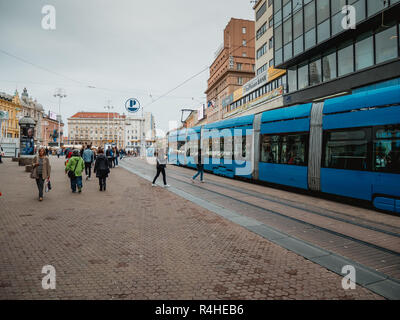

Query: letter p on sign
[42,265,56,290]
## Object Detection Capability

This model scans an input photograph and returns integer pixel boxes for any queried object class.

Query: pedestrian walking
[0,145,4,163]
[115,147,119,167]
[192,150,205,183]
[152,151,170,187]
[106,146,113,168]
[31,147,51,201]
[57,148,62,159]
[94,148,110,191]
[83,145,94,180]
[65,149,85,193]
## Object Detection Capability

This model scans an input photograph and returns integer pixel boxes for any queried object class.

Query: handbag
[67,158,80,179]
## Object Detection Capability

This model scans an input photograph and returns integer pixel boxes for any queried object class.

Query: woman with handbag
[31,147,51,201]
[65,149,85,193]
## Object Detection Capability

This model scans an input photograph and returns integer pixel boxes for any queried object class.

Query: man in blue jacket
[82,145,94,180]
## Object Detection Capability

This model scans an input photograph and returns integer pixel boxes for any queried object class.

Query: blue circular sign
[125,98,141,113]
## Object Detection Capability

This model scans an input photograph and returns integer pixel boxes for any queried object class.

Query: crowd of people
[30,145,126,201]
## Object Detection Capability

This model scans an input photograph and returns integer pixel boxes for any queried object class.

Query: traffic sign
[125,98,141,113]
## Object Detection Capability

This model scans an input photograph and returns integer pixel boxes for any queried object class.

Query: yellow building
[0,90,22,139]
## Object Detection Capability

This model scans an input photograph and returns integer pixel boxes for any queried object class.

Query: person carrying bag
[65,150,85,193]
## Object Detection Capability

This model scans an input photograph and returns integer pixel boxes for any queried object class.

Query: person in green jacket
[65,149,85,193]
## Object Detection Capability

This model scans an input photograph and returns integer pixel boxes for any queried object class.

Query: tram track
[167,165,400,238]
[165,170,400,258]
[121,159,400,280]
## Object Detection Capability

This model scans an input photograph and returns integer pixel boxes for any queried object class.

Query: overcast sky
[0,0,254,134]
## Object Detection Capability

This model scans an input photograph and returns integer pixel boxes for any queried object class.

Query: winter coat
[31,156,51,180]
[94,154,110,178]
[65,156,85,177]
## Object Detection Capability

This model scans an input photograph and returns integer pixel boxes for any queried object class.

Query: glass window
[304,1,315,32]
[374,125,400,173]
[375,25,398,64]
[284,42,293,60]
[256,2,267,21]
[294,35,304,56]
[275,9,282,26]
[331,0,346,15]
[367,0,388,17]
[323,129,370,171]
[283,1,292,21]
[275,48,283,65]
[317,0,330,24]
[234,136,252,161]
[309,57,322,86]
[293,0,303,13]
[305,28,316,50]
[349,0,366,23]
[338,42,354,76]
[298,63,309,89]
[355,32,373,70]
[275,25,283,49]
[331,12,343,36]
[293,9,303,39]
[283,18,292,44]
[317,19,330,43]
[274,0,282,13]
[260,134,308,166]
[322,51,337,81]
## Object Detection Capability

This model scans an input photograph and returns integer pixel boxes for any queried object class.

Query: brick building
[205,18,256,124]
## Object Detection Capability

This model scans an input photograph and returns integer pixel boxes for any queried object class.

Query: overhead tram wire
[1,32,257,106]
[144,33,258,108]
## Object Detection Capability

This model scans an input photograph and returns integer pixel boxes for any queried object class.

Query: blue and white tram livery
[167,84,400,214]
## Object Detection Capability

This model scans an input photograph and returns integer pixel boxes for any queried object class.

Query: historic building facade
[205,18,256,124]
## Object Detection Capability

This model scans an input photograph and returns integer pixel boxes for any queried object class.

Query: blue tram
[168,84,400,213]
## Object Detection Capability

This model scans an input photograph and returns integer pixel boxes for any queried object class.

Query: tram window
[234,136,252,161]
[374,125,400,174]
[177,141,185,155]
[260,133,308,166]
[323,129,370,171]
[261,135,279,163]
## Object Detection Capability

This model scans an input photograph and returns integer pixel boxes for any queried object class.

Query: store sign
[222,94,233,108]
[49,111,57,121]
[224,86,283,118]
[268,67,286,82]
[243,70,268,96]
[197,105,205,121]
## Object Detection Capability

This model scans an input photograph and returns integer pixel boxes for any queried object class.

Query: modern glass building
[273,0,400,105]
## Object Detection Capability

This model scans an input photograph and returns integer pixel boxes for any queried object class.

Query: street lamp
[104,104,114,146]
[53,88,67,148]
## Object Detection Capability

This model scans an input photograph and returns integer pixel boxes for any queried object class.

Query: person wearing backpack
[94,148,110,191]
[65,149,85,193]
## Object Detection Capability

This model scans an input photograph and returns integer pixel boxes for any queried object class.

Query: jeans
[85,162,92,178]
[193,167,204,181]
[70,176,83,192]
[115,157,119,166]
[153,165,167,185]
[36,174,44,198]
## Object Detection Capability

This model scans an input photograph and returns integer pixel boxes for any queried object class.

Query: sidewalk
[0,158,381,299]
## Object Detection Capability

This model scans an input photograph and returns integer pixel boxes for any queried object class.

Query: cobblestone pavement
[0,158,382,299]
